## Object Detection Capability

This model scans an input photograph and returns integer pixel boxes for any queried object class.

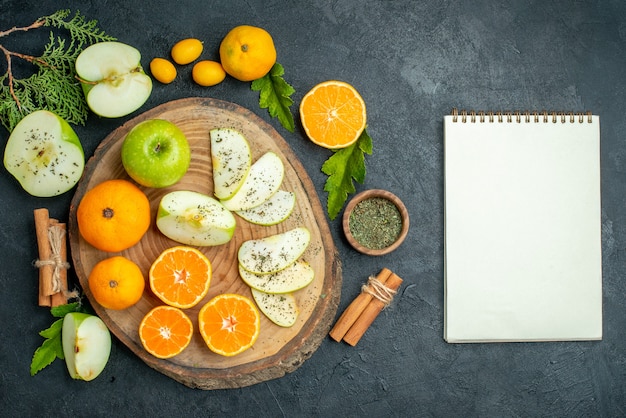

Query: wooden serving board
[68,98,341,390]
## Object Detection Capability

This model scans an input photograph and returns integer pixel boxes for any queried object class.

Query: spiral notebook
[443,109,602,343]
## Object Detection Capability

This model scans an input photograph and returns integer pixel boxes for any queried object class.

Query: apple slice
[220,151,284,212]
[210,128,252,200]
[236,190,295,226]
[251,288,299,327]
[238,227,310,275]
[156,190,236,246]
[3,110,84,197]
[239,259,314,294]
[75,41,152,118]
[62,312,111,381]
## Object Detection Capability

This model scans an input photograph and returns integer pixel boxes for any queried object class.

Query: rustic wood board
[68,97,341,390]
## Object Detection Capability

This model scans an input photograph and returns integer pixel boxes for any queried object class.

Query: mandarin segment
[198,293,261,357]
[299,80,367,149]
[149,246,212,309]
[139,305,193,359]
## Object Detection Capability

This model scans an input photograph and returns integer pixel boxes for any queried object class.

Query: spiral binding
[451,108,593,123]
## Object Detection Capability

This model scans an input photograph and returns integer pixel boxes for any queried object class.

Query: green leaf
[322,129,373,220]
[30,302,86,376]
[31,324,64,376]
[39,318,63,338]
[251,63,295,132]
[50,301,84,318]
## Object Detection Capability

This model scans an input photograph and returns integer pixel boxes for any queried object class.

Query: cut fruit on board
[68,97,341,390]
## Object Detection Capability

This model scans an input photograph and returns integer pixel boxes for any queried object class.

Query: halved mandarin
[149,246,212,309]
[299,80,367,149]
[198,293,260,357]
[139,305,193,359]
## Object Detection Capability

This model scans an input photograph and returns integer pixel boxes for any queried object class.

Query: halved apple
[221,151,284,212]
[238,227,310,275]
[75,41,152,118]
[239,259,314,294]
[236,190,295,226]
[251,288,299,328]
[3,110,84,197]
[62,313,111,381]
[156,190,236,246]
[210,128,252,200]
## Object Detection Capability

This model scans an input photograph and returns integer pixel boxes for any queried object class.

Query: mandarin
[88,256,145,310]
[76,179,151,252]
[149,246,212,309]
[198,293,260,357]
[139,305,193,359]
[219,25,276,81]
[299,80,367,149]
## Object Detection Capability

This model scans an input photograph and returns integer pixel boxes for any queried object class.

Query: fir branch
[43,10,115,48]
[0,10,116,132]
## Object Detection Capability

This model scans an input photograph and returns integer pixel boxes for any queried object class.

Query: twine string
[34,225,70,293]
[361,275,397,307]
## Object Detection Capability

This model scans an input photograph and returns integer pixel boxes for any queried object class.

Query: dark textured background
[1,1,625,416]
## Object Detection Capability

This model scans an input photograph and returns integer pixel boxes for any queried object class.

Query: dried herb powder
[349,197,402,249]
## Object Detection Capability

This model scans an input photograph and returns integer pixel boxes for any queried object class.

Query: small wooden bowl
[342,189,409,256]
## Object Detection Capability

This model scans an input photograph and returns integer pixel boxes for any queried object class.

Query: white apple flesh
[238,259,314,294]
[62,313,111,381]
[221,151,284,212]
[238,227,311,274]
[3,110,84,197]
[236,190,296,226]
[75,41,152,118]
[121,119,191,188]
[210,128,252,200]
[251,288,299,328]
[157,190,237,246]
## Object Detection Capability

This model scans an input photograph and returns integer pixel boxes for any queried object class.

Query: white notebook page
[443,113,602,343]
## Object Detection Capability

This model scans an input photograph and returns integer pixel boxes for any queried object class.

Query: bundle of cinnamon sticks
[34,208,71,307]
[329,268,403,346]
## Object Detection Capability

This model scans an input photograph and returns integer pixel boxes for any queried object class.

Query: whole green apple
[121,119,191,188]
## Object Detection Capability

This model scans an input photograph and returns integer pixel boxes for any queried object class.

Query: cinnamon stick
[34,209,70,307]
[329,268,392,341]
[342,272,403,346]
[50,222,68,307]
[34,208,53,306]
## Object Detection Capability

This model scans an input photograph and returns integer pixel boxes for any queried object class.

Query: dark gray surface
[2,1,625,416]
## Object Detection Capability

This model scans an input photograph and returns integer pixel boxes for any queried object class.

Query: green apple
[221,151,284,212]
[62,312,111,381]
[238,227,310,275]
[210,128,252,200]
[251,288,299,328]
[3,110,84,197]
[75,41,152,118]
[156,190,237,246]
[121,119,191,188]
[236,190,296,226]
[239,259,314,294]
